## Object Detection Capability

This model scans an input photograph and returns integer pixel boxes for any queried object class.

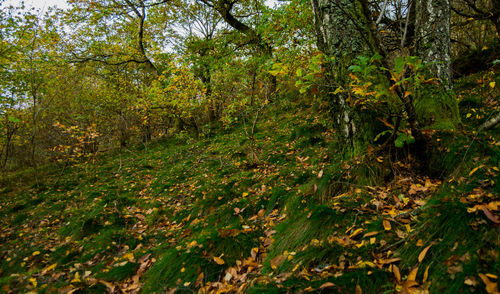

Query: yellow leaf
[29,278,37,288]
[355,284,362,294]
[416,239,424,247]
[349,228,364,238]
[479,273,499,294]
[408,266,419,282]
[213,256,225,265]
[122,252,134,261]
[32,251,41,256]
[489,82,496,88]
[469,165,484,176]
[418,244,432,263]
[383,219,391,231]
[466,113,472,118]
[242,192,249,197]
[71,272,81,283]
[423,265,430,283]
[41,263,57,275]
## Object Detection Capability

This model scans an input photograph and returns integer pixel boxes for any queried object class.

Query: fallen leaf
[418,244,432,263]
[469,165,484,176]
[213,256,225,265]
[28,278,37,288]
[122,252,135,261]
[479,273,499,294]
[71,272,81,283]
[423,265,430,283]
[408,267,419,282]
[383,219,391,231]
[355,284,362,294]
[481,206,499,223]
[270,255,286,269]
[319,282,335,289]
[393,264,401,282]
[41,263,57,275]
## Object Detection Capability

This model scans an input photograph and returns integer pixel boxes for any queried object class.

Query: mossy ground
[0,72,498,293]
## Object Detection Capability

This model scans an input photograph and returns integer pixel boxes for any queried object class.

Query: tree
[311,0,459,155]
[415,0,453,88]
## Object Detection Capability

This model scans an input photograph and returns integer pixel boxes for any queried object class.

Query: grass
[0,71,499,293]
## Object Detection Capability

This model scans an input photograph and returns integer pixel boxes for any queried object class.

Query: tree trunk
[311,0,367,147]
[415,0,452,88]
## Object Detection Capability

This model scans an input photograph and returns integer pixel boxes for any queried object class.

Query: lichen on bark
[311,0,368,147]
[415,0,452,88]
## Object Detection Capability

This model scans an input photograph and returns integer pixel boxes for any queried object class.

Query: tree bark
[311,0,366,147]
[415,0,452,88]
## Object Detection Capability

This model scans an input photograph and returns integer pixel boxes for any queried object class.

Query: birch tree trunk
[415,0,452,88]
[311,0,367,147]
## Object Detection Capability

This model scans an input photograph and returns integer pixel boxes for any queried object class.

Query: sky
[5,0,279,11]
[5,0,69,11]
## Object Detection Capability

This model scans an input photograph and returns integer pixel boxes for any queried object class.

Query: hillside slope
[0,76,499,293]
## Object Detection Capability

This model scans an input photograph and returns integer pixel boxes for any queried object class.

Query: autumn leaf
[41,263,57,275]
[383,219,391,231]
[478,273,499,294]
[481,206,500,223]
[423,265,430,283]
[418,244,432,262]
[122,252,135,261]
[469,165,484,176]
[213,256,225,265]
[393,264,401,282]
[355,284,362,294]
[319,282,335,289]
[407,267,419,282]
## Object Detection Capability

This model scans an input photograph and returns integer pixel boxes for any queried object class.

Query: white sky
[5,0,69,11]
[5,0,279,11]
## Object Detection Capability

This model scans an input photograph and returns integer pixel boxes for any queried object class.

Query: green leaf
[348,65,362,73]
[8,116,20,123]
[394,133,415,148]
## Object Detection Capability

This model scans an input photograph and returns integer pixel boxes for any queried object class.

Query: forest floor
[0,72,499,293]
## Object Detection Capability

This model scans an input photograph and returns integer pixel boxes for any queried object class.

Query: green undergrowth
[0,74,499,293]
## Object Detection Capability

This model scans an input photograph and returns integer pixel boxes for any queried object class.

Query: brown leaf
[318,282,335,289]
[363,231,378,238]
[251,247,259,260]
[418,244,432,263]
[481,206,500,223]
[393,264,401,283]
[270,255,286,270]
